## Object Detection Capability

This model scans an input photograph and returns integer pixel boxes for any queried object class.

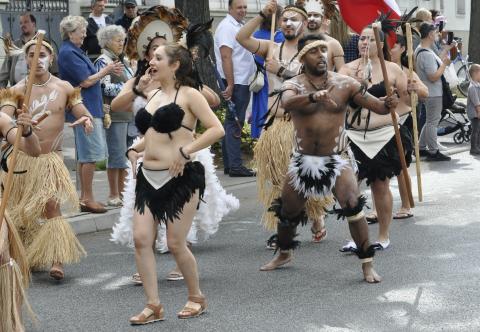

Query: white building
[69,0,471,53]
[397,0,470,54]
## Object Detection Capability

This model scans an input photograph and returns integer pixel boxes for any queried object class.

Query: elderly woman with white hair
[95,25,133,206]
[58,15,123,213]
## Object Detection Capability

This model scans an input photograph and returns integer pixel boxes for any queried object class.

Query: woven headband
[282,7,308,20]
[23,40,55,55]
[297,40,328,60]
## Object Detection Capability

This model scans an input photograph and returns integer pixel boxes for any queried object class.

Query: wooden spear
[405,23,423,202]
[372,24,414,207]
[0,31,45,231]
[266,1,277,60]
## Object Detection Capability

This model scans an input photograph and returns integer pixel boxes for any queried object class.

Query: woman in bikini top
[127,43,224,325]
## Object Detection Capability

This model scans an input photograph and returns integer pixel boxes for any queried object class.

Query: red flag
[338,0,401,34]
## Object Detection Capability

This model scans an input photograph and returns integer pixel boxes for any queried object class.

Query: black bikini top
[348,80,387,132]
[367,81,387,98]
[348,81,387,109]
[135,88,193,138]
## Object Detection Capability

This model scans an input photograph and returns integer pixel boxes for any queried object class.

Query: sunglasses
[126,5,136,9]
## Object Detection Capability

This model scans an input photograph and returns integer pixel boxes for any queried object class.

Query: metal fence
[5,0,68,12]
[1,0,69,54]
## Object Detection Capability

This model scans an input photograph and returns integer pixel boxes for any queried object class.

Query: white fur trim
[110,146,240,252]
[287,152,349,198]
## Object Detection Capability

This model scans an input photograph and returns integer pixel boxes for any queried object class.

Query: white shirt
[214,14,255,85]
[89,13,107,27]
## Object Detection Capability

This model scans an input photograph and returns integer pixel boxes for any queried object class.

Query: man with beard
[260,35,399,282]
[302,0,345,71]
[237,1,333,251]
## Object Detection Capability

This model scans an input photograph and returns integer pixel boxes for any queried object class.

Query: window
[456,0,466,15]
[440,0,445,11]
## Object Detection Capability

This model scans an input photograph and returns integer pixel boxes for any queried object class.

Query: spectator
[467,64,480,155]
[250,7,284,139]
[415,23,451,161]
[82,0,113,62]
[413,8,433,50]
[115,0,138,32]
[58,15,123,213]
[0,12,36,87]
[214,0,255,177]
[95,25,133,206]
[14,12,37,47]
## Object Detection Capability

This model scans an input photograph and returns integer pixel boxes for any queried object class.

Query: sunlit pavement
[24,149,480,332]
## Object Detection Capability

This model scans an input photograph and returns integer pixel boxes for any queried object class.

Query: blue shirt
[253,29,285,66]
[58,40,104,118]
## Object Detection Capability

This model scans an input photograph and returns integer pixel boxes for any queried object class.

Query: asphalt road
[24,151,480,332]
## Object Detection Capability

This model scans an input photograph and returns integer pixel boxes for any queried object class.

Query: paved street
[24,149,480,332]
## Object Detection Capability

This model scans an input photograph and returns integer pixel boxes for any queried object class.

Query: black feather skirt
[350,124,413,185]
[134,161,205,224]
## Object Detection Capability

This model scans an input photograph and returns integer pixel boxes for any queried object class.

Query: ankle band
[360,257,373,264]
[347,211,365,223]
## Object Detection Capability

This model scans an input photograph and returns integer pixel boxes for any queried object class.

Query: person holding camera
[414,23,451,161]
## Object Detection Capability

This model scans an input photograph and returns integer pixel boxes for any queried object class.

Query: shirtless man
[0,109,40,332]
[261,35,398,282]
[237,1,333,246]
[303,0,345,71]
[1,40,93,280]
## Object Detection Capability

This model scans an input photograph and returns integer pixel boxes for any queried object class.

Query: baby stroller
[437,100,471,144]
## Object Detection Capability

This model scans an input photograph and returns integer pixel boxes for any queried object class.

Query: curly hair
[97,25,126,49]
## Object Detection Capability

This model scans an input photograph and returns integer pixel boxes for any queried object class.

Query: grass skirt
[2,151,83,268]
[0,213,34,332]
[254,119,334,231]
[27,216,86,269]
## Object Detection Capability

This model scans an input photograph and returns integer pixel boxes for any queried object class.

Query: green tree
[469,0,480,63]
[174,0,219,95]
[174,0,210,25]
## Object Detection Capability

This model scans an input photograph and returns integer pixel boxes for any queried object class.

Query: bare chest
[28,87,67,117]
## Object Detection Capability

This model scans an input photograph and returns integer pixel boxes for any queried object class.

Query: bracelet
[258,11,267,20]
[22,126,33,137]
[132,86,147,98]
[5,126,17,140]
[308,93,317,103]
[125,147,137,159]
[179,146,190,160]
[277,66,286,78]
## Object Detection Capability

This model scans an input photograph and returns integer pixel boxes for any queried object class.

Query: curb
[69,177,257,236]
[70,147,469,237]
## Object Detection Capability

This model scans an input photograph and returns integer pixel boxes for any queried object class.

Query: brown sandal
[177,295,207,319]
[129,303,165,325]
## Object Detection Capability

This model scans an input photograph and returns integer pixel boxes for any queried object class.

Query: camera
[447,31,454,45]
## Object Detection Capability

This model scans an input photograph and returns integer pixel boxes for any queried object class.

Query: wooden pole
[372,24,414,207]
[0,31,45,231]
[406,23,423,202]
[267,2,277,60]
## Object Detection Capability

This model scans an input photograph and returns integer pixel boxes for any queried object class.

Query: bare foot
[49,262,64,280]
[260,251,292,271]
[362,262,382,283]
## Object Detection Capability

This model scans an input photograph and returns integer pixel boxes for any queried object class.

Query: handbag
[248,59,265,93]
[440,74,455,109]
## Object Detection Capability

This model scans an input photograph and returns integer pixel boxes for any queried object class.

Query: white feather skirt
[110,147,240,252]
